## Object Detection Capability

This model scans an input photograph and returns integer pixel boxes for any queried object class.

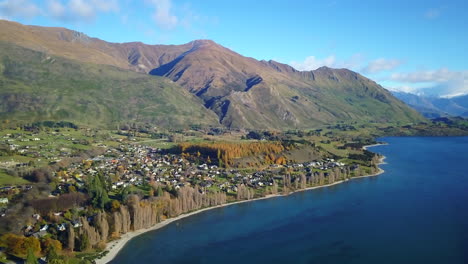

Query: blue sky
[1,0,467,97]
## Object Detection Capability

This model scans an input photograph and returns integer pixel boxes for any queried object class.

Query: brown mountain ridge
[0,20,424,129]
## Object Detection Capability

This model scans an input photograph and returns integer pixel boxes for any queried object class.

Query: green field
[0,169,29,186]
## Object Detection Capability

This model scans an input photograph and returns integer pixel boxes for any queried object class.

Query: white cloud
[290,53,467,98]
[390,68,466,83]
[1,0,118,22]
[50,0,119,22]
[148,0,178,30]
[289,53,365,71]
[386,85,418,94]
[69,0,94,19]
[47,0,66,20]
[0,0,41,19]
[388,68,468,98]
[90,0,119,13]
[362,58,403,74]
[290,55,337,71]
[425,8,440,19]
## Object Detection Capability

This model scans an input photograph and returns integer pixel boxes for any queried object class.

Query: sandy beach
[97,151,387,264]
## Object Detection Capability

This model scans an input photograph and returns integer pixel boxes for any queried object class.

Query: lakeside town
[0,124,383,263]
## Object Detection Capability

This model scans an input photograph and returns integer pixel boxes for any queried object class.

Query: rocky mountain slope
[0,20,424,129]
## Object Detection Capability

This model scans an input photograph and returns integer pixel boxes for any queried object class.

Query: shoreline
[363,142,388,150]
[97,148,387,264]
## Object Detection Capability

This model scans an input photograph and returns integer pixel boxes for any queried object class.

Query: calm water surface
[111,137,468,264]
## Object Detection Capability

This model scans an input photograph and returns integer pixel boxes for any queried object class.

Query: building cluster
[53,145,352,198]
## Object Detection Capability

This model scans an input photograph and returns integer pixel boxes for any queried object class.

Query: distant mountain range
[0,20,424,129]
[392,91,468,118]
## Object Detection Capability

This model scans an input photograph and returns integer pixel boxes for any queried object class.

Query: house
[24,225,33,234]
[57,223,66,231]
[39,224,49,231]
[72,220,83,228]
[32,230,47,238]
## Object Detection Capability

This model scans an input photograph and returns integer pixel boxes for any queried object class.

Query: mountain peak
[315,66,332,71]
[262,60,298,74]
[190,39,217,47]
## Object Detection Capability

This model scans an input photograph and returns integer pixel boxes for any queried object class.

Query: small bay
[111,137,468,264]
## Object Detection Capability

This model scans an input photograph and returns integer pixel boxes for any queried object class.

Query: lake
[110,137,468,264]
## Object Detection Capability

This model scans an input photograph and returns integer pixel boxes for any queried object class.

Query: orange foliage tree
[0,233,41,257]
[175,141,286,167]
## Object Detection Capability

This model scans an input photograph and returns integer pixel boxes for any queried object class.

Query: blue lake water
[110,137,468,264]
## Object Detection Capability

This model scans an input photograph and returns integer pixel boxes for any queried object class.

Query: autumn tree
[319,171,325,185]
[271,180,278,194]
[0,234,41,258]
[329,170,335,184]
[236,184,253,200]
[300,174,307,189]
[176,141,287,168]
[41,237,62,254]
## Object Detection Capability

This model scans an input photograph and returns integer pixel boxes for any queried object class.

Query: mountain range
[392,91,468,118]
[0,20,424,129]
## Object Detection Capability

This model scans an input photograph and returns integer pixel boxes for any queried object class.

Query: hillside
[0,42,219,128]
[0,20,192,73]
[0,20,424,129]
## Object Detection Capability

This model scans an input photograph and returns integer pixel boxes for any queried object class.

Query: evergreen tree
[87,173,110,209]
[77,233,89,252]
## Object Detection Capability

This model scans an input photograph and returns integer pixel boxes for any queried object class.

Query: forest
[169,141,291,167]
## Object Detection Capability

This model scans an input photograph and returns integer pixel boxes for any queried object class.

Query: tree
[42,237,62,255]
[23,237,41,256]
[157,186,164,197]
[46,244,59,263]
[300,174,307,189]
[87,173,110,209]
[0,234,41,258]
[108,200,121,212]
[25,248,38,264]
[120,186,131,201]
[68,185,77,193]
[77,233,89,252]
